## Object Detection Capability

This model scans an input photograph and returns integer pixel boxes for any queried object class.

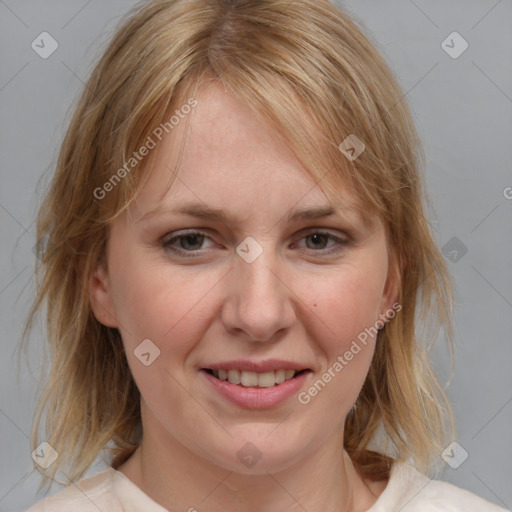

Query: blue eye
[162,230,348,258]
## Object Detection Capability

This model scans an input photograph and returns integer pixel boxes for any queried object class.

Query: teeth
[241,371,258,387]
[258,371,276,388]
[274,369,285,384]
[227,369,240,384]
[211,369,300,387]
[285,369,295,380]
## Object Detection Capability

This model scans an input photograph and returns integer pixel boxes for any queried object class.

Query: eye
[162,230,215,257]
[161,229,349,259]
[295,231,349,255]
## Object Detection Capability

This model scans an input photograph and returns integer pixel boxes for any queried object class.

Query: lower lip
[200,370,310,409]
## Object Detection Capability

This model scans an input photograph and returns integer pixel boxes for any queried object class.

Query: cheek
[108,251,222,358]
[297,264,387,411]
[107,256,220,418]
[306,263,386,348]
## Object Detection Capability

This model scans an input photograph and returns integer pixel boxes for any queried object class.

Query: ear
[379,249,402,315]
[88,261,119,328]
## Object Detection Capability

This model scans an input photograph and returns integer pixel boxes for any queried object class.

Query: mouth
[201,368,311,388]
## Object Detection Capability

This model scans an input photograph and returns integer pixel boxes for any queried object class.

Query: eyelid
[161,228,212,243]
[161,229,216,257]
[294,226,350,241]
[161,227,350,258]
[291,229,349,252]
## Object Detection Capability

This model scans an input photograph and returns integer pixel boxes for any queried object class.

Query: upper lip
[201,359,310,372]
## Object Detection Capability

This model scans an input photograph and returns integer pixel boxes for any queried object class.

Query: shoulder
[372,462,510,512]
[25,468,119,512]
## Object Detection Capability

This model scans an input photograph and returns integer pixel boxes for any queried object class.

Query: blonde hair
[21,0,455,490]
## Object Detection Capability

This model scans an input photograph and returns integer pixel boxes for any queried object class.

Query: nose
[220,245,297,343]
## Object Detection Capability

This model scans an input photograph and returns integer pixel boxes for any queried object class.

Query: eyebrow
[138,202,343,225]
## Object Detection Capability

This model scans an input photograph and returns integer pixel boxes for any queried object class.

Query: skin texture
[89,82,397,512]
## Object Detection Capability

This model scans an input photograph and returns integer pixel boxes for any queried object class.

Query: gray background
[1,0,511,510]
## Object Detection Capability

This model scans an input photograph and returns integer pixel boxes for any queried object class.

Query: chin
[202,428,315,475]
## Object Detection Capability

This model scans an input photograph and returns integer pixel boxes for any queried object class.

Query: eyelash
[161,230,349,258]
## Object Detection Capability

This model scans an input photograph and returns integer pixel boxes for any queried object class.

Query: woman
[23,0,508,510]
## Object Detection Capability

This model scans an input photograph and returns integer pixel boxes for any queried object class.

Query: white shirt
[25,462,509,511]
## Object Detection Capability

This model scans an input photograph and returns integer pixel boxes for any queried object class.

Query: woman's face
[90,83,398,474]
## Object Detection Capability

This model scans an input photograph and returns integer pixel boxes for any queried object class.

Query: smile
[203,368,309,388]
[200,368,311,409]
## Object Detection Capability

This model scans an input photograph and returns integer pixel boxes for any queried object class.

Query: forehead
[128,82,374,230]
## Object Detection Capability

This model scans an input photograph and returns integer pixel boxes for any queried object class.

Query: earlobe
[88,263,119,328]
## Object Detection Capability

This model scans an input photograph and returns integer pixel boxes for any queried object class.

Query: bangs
[92,0,419,235]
